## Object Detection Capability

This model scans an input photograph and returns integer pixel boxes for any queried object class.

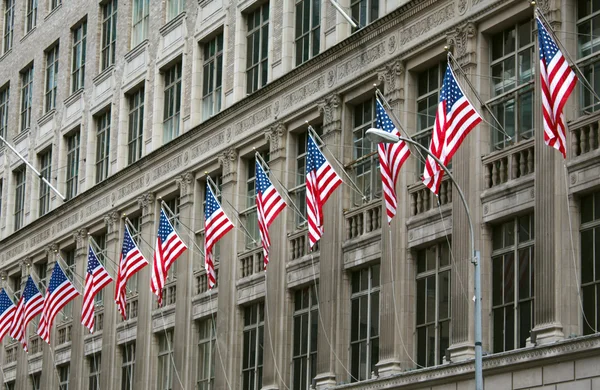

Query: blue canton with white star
[537,18,559,64]
[255,161,272,195]
[307,135,326,173]
[47,263,69,294]
[87,246,101,273]
[205,184,221,219]
[0,289,14,314]
[158,209,175,242]
[23,276,41,302]
[121,227,137,257]
[440,66,464,114]
[376,100,396,134]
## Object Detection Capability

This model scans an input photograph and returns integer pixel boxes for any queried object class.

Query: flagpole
[158,198,207,257]
[223,199,258,245]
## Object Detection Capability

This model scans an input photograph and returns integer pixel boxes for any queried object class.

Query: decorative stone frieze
[218,148,238,183]
[446,22,477,67]
[318,94,341,135]
[137,192,155,216]
[176,172,194,197]
[265,122,287,161]
[377,60,405,104]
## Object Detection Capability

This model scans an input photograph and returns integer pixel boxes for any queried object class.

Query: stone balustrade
[345,201,382,240]
[239,247,264,278]
[409,179,452,216]
[483,139,535,189]
[571,117,600,157]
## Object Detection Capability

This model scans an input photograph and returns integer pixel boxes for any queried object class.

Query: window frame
[292,286,318,390]
[131,0,149,48]
[121,343,136,390]
[25,0,37,33]
[45,45,59,113]
[58,364,69,390]
[71,21,87,93]
[95,111,111,183]
[93,233,107,305]
[202,33,224,120]
[157,329,175,390]
[242,303,264,390]
[246,3,269,94]
[89,353,101,390]
[576,0,600,114]
[66,131,80,200]
[13,167,25,231]
[163,62,182,143]
[197,318,216,390]
[128,88,144,164]
[39,149,52,216]
[295,0,320,66]
[20,65,34,132]
[350,0,378,30]
[0,86,9,139]
[579,191,600,335]
[101,0,118,71]
[166,0,184,22]
[3,0,14,53]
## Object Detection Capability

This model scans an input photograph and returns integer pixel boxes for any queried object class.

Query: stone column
[375,60,414,375]
[314,94,347,387]
[133,192,156,389]
[100,211,120,390]
[261,123,291,389]
[172,172,195,390]
[69,228,88,390]
[445,22,487,361]
[39,250,58,390]
[214,148,242,390]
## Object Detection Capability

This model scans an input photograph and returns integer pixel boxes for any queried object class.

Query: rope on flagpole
[263,272,291,390]
[562,164,597,333]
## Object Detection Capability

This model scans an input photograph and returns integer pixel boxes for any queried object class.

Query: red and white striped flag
[423,63,482,194]
[151,208,188,306]
[204,183,234,289]
[376,99,410,223]
[38,262,80,344]
[82,245,113,333]
[0,289,16,343]
[10,276,44,351]
[537,17,577,158]
[255,160,286,270]
[306,134,343,248]
[115,225,148,320]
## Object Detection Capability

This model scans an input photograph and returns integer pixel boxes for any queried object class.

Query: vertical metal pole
[474,250,483,390]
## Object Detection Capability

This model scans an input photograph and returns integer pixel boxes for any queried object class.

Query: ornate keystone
[137,192,155,216]
[318,94,341,134]
[176,172,194,197]
[377,60,405,103]
[218,148,238,183]
[73,228,88,249]
[104,211,120,234]
[265,122,287,160]
[447,22,477,67]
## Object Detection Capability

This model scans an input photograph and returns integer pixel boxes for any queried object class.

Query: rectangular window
[4,382,14,390]
[577,0,600,114]
[61,249,76,319]
[30,372,41,390]
[96,111,111,183]
[20,65,34,132]
[25,0,37,33]
[0,86,9,139]
[202,34,223,120]
[93,233,107,305]
[350,98,380,206]
[35,261,47,292]
[351,0,378,30]
[242,303,264,390]
[121,343,135,390]
[416,62,448,175]
[127,215,142,293]
[157,330,175,390]
[3,0,14,53]
[492,214,534,352]
[242,159,262,249]
[71,21,87,93]
[246,3,269,94]
[163,62,182,143]
[39,149,52,216]
[128,88,144,164]
[197,318,216,390]
[50,0,61,11]
[58,364,69,390]
[101,0,118,71]
[290,129,322,228]
[489,20,535,150]
[580,191,600,334]
[45,45,59,113]
[295,0,320,66]
[0,179,3,220]
[292,286,318,390]
[131,0,149,47]
[89,354,101,390]
[66,132,80,200]
[350,265,380,382]
[167,0,184,21]
[13,167,25,230]
[416,241,451,367]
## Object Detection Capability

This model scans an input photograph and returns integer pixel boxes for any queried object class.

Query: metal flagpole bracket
[328,0,358,29]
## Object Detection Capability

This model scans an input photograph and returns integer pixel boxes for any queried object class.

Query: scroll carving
[176,172,194,197]
[447,22,477,66]
[104,211,120,234]
[218,148,238,183]
[137,192,155,216]
[318,94,341,134]
[378,60,405,103]
[265,122,287,160]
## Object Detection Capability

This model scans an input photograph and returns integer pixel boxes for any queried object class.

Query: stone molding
[318,94,341,134]
[377,60,405,103]
[176,172,194,197]
[72,228,88,249]
[218,148,238,183]
[265,122,287,160]
[446,21,477,67]
[137,192,155,216]
[104,211,120,234]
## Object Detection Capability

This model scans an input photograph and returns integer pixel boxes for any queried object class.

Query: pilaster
[134,192,155,389]
[214,148,241,390]
[172,172,195,390]
[69,228,88,390]
[262,123,290,389]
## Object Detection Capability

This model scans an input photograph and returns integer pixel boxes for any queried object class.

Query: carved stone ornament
[318,94,341,134]
[104,211,120,234]
[176,172,194,197]
[73,228,88,249]
[377,60,405,103]
[137,192,155,216]
[447,22,477,66]
[265,122,287,159]
[45,243,59,256]
[218,148,238,182]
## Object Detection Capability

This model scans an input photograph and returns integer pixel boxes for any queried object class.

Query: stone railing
[4,343,17,364]
[57,323,72,345]
[195,268,219,294]
[483,139,535,189]
[288,229,319,261]
[345,202,382,240]
[239,247,263,278]
[29,335,42,354]
[409,179,452,216]
[570,116,600,157]
[123,295,138,320]
[159,283,177,307]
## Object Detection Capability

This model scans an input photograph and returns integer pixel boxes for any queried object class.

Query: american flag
[10,276,43,351]
[38,262,80,344]
[423,63,482,194]
[115,225,148,320]
[0,289,16,343]
[204,183,234,289]
[306,134,343,248]
[537,17,577,158]
[376,99,410,223]
[151,208,188,306]
[255,160,286,270]
[82,245,113,333]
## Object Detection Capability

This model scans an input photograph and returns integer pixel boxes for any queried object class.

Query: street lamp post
[365,128,483,390]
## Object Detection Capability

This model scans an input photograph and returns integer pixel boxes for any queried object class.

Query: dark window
[350,98,380,206]
[20,65,34,132]
[163,63,182,143]
[95,111,111,183]
[242,303,264,390]
[577,0,600,114]
[121,343,136,390]
[25,0,37,33]
[295,0,320,66]
[580,191,600,334]
[13,167,25,230]
[128,88,144,164]
[0,86,9,138]
[66,132,80,199]
[292,286,318,390]
[246,3,269,94]
[3,0,14,53]
[197,318,216,390]
[101,0,118,71]
[45,45,59,113]
[351,0,378,30]
[89,354,101,390]
[202,34,223,120]
[72,22,87,92]
[39,149,52,216]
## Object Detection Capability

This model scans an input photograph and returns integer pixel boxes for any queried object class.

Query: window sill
[93,64,115,85]
[125,39,149,61]
[45,3,62,21]
[64,88,84,106]
[20,27,36,43]
[160,11,186,36]
[0,48,11,62]
[13,128,30,144]
[37,109,56,127]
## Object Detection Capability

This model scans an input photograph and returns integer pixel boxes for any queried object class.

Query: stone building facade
[0,0,599,389]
